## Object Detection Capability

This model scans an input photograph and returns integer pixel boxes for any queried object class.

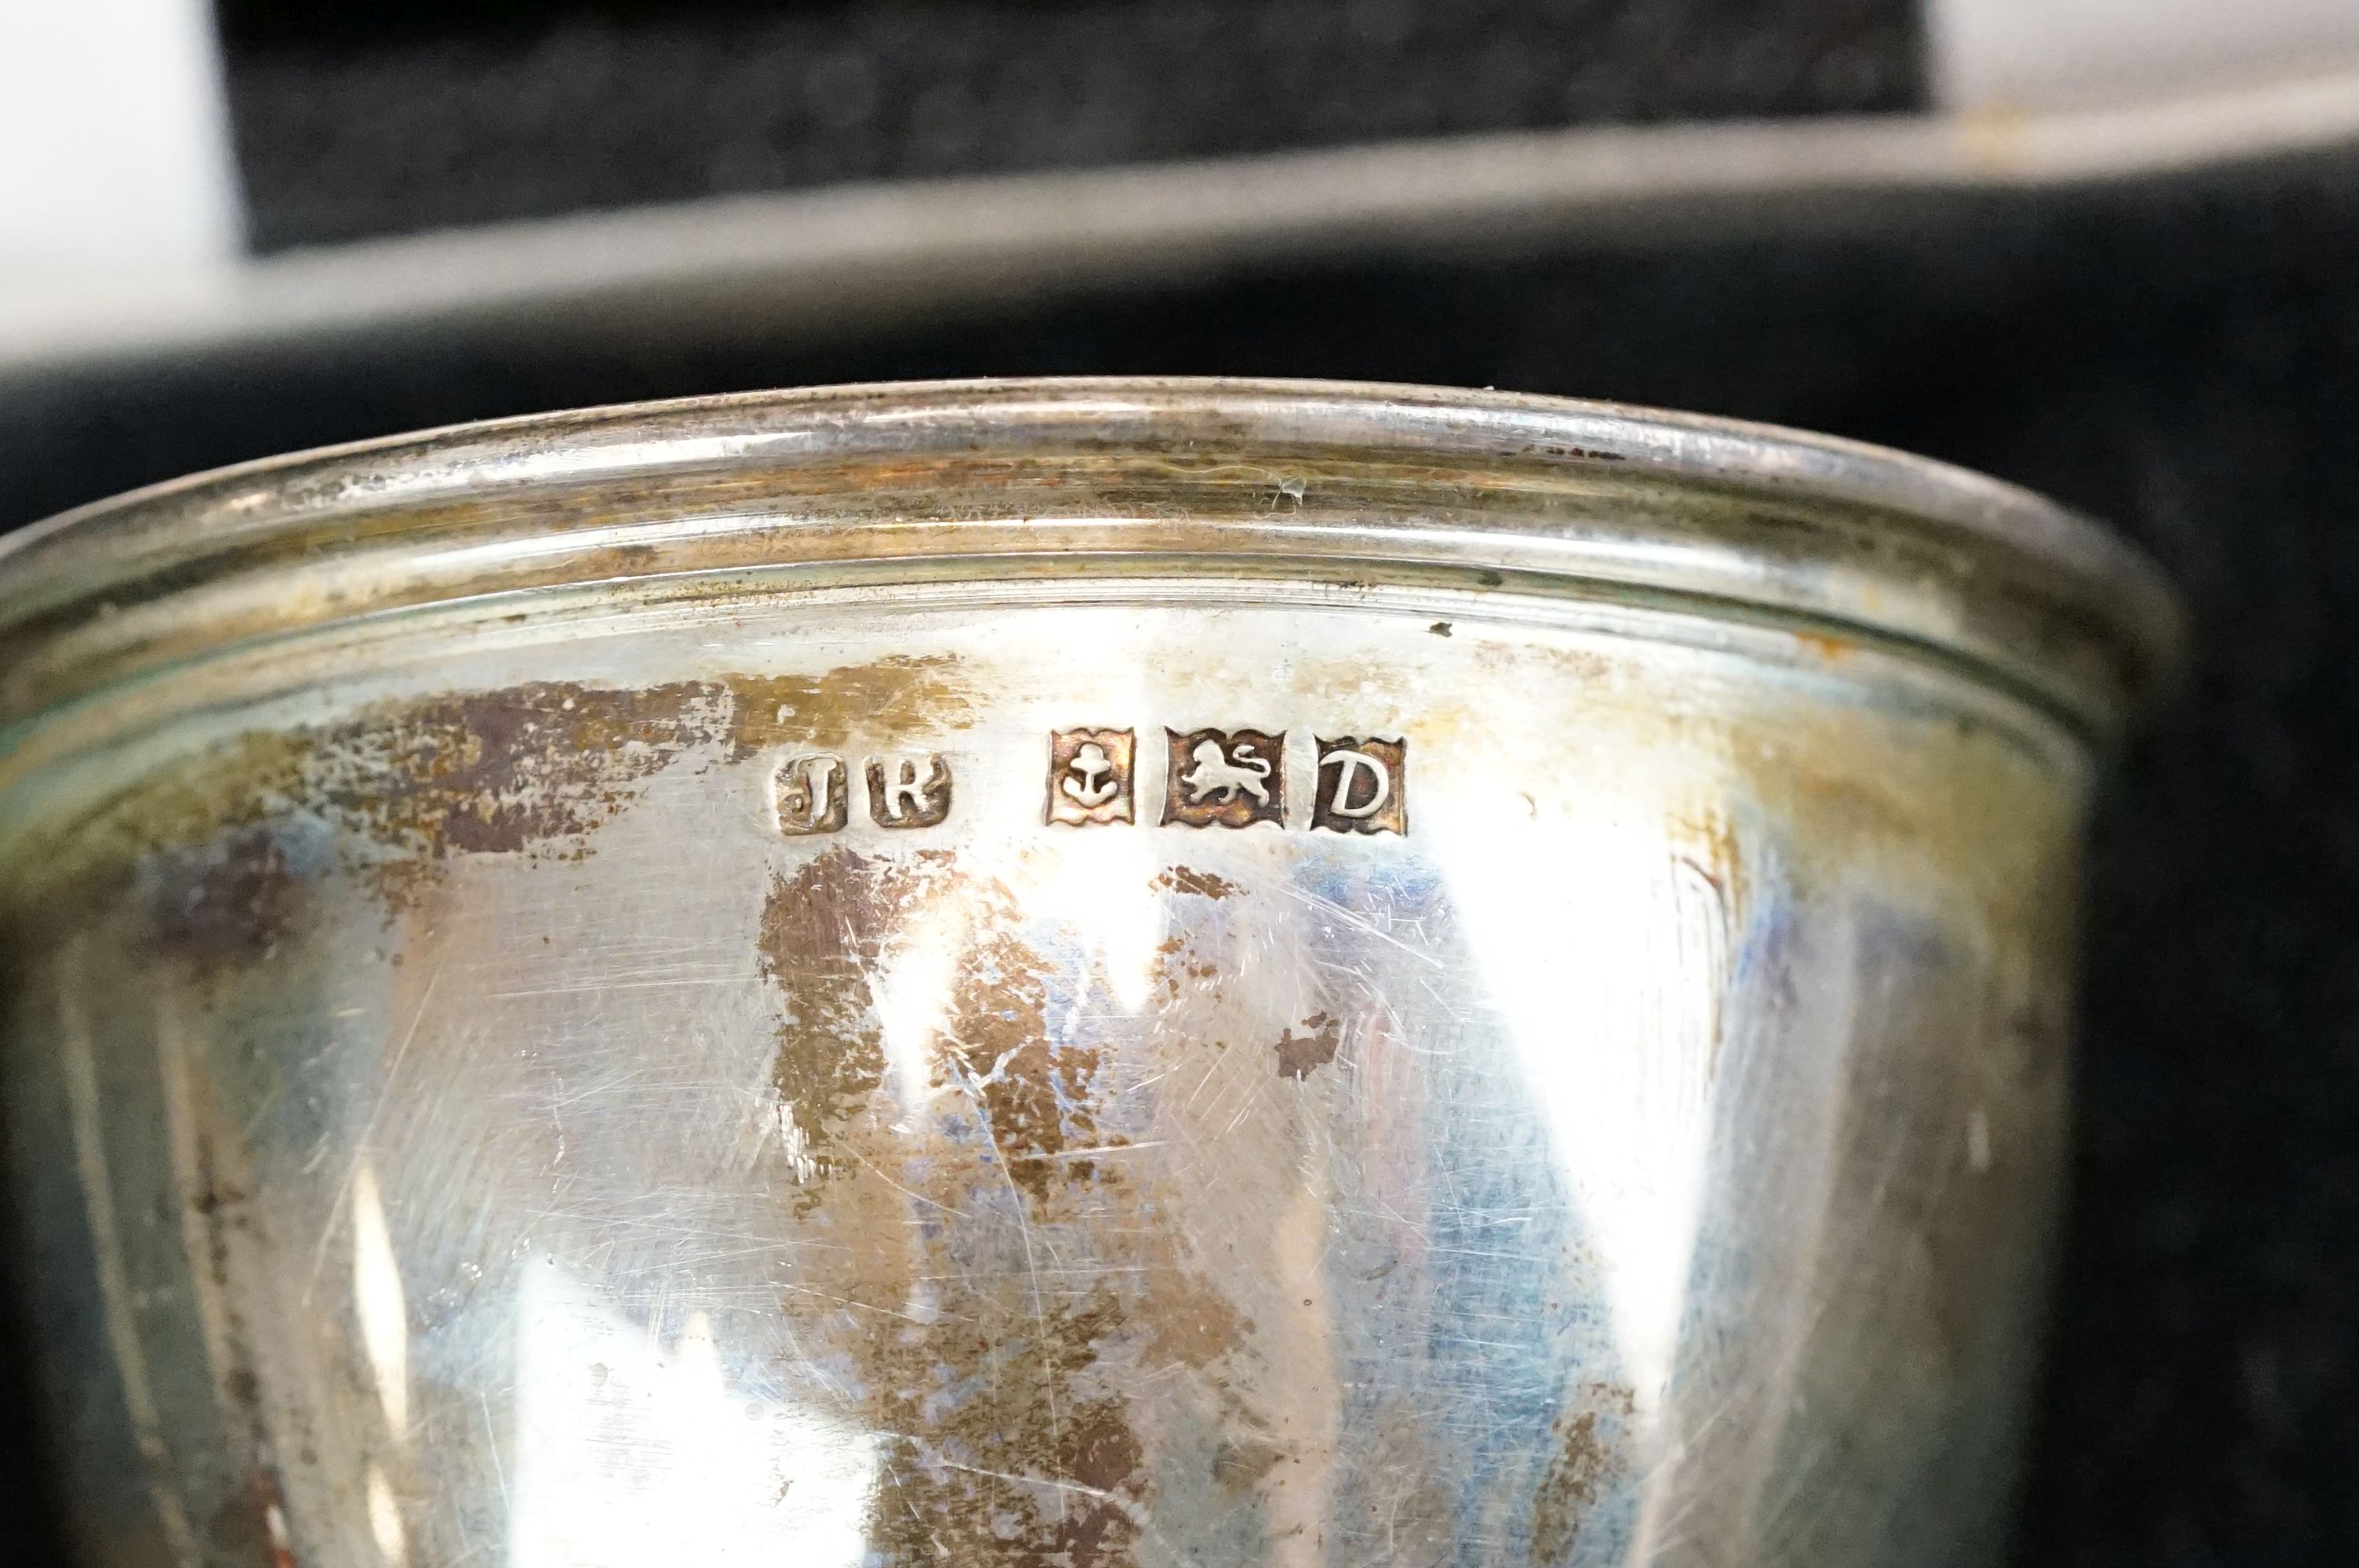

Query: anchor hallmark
[1313,736,1406,835]
[866,753,954,829]
[1047,728,1136,826]
[1164,728,1286,829]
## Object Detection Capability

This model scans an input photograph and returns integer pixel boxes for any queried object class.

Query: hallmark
[1165,728,1285,829]
[1048,728,1136,826]
[772,753,849,836]
[774,728,1406,838]
[1313,737,1406,835]
[867,753,954,829]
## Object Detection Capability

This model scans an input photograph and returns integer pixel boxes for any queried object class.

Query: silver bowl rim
[0,376,2184,739]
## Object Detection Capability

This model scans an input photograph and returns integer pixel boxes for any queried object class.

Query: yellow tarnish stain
[722,655,976,757]
[17,655,976,929]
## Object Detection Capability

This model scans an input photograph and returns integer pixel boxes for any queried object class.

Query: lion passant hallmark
[1047,725,1404,834]
[1161,728,1287,829]
[0,379,2175,1566]
[770,727,1405,837]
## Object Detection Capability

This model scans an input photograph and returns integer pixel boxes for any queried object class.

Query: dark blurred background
[5,2,2359,1564]
[216,0,1919,249]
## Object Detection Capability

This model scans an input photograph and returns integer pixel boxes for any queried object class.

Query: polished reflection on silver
[0,380,2179,1568]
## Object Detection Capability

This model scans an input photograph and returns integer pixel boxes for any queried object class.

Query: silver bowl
[0,379,2179,1568]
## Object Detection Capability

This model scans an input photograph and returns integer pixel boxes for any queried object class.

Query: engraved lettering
[1048,728,1135,826]
[1164,728,1285,829]
[772,753,848,835]
[1313,736,1405,835]
[1324,750,1390,818]
[867,753,953,828]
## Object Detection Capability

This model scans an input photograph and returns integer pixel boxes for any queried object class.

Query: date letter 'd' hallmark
[867,753,954,828]
[1313,737,1406,835]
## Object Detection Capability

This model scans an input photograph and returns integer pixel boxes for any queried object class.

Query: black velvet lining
[221,0,1924,250]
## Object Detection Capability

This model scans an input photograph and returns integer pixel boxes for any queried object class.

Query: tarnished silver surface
[0,380,2179,1568]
